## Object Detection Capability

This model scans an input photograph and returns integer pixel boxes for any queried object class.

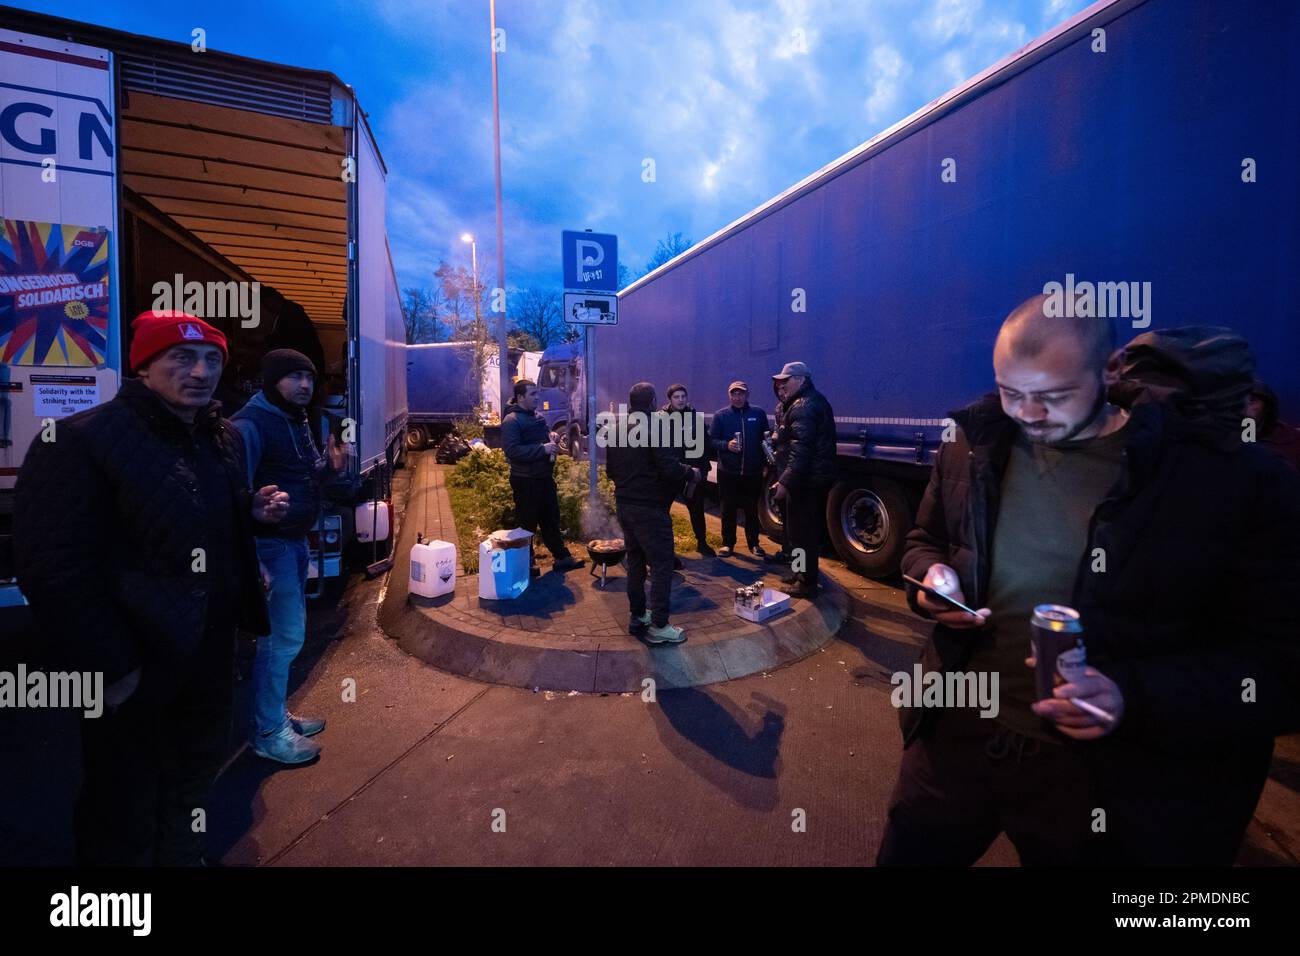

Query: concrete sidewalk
[380,456,847,691]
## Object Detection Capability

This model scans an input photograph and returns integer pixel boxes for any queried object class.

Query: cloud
[914,0,984,44]
[865,44,910,123]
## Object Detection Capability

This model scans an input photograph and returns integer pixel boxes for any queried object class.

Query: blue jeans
[253,536,310,737]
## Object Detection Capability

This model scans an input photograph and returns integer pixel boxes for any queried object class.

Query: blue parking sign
[561,230,617,292]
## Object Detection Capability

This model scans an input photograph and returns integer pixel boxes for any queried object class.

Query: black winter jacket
[501,403,555,479]
[13,379,271,685]
[901,392,1300,860]
[775,378,836,488]
[606,414,692,509]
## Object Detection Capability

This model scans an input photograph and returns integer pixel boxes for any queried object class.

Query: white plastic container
[410,537,457,598]
[355,500,391,542]
[734,588,793,623]
[478,528,533,600]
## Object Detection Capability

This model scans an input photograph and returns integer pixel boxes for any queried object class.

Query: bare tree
[644,231,692,273]
[510,287,565,349]
[401,286,441,343]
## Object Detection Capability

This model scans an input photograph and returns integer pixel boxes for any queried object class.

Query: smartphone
[902,574,982,618]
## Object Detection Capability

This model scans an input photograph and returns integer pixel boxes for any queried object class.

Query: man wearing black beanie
[231,349,347,764]
[606,382,700,643]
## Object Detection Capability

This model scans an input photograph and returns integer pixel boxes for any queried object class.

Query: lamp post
[489,0,509,430]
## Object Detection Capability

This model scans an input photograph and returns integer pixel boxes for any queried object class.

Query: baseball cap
[772,361,810,381]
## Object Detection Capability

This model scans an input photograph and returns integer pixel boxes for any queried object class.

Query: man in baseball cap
[769,360,836,598]
[709,380,771,558]
[14,310,287,864]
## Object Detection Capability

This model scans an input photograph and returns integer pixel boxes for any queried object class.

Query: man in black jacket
[662,383,712,557]
[14,310,283,866]
[709,381,769,558]
[878,295,1300,866]
[771,362,836,598]
[501,379,583,574]
[606,383,699,644]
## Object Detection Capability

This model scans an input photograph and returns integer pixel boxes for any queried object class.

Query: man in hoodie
[231,350,344,765]
[501,379,584,574]
[662,383,713,557]
[606,383,700,643]
[709,381,770,558]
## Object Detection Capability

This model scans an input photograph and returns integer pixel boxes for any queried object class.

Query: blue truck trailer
[600,0,1299,578]
[405,342,483,450]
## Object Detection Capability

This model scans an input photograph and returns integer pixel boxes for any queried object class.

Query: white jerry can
[355,500,391,542]
[410,536,457,598]
[478,528,533,600]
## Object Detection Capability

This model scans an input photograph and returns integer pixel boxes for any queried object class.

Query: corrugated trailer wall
[608,0,1300,429]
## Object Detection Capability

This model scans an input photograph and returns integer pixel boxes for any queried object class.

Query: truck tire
[825,477,911,579]
[405,424,428,452]
[556,422,581,458]
[758,476,785,539]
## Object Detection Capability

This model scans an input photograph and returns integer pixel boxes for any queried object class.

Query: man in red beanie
[14,310,288,865]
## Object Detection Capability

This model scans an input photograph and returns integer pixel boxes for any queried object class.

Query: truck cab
[534,342,584,455]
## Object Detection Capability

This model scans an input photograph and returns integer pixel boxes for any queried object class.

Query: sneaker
[628,611,652,635]
[552,555,585,572]
[252,724,321,765]
[289,713,325,737]
[717,546,734,557]
[644,623,687,645]
[766,550,792,565]
[779,572,801,586]
[697,543,716,557]
[786,584,819,601]
[749,544,767,559]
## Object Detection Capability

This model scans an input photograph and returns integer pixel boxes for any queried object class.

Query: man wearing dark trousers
[709,381,769,558]
[770,362,836,599]
[14,310,283,865]
[502,379,583,574]
[878,295,1300,866]
[607,383,699,644]
[661,383,712,557]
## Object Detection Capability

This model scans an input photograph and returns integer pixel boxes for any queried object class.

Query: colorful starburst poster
[0,220,111,367]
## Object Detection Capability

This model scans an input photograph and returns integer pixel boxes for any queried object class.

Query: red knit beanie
[129,311,228,373]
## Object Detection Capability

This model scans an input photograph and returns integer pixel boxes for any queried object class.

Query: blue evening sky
[15,0,1093,294]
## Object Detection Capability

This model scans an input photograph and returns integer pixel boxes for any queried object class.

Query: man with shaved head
[878,293,1300,866]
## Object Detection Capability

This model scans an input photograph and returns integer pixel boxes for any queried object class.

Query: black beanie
[261,349,316,390]
[628,381,656,411]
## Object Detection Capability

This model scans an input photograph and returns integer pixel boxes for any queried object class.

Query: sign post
[561,230,617,498]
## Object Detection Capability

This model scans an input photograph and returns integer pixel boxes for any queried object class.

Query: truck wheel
[556,423,580,457]
[825,477,911,579]
[405,425,428,452]
[758,477,785,539]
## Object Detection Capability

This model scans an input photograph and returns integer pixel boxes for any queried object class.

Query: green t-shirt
[968,422,1128,741]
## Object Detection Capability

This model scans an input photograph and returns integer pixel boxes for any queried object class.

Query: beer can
[1030,604,1085,700]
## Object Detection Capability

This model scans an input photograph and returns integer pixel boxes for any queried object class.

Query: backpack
[1108,326,1255,437]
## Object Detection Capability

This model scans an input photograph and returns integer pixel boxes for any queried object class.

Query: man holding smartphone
[878,295,1300,866]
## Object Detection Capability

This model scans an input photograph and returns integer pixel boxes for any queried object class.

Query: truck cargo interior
[118,90,348,408]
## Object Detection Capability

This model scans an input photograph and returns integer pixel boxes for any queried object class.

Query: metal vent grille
[119,50,334,124]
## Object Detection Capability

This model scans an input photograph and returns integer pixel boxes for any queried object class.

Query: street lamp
[461,233,480,332]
